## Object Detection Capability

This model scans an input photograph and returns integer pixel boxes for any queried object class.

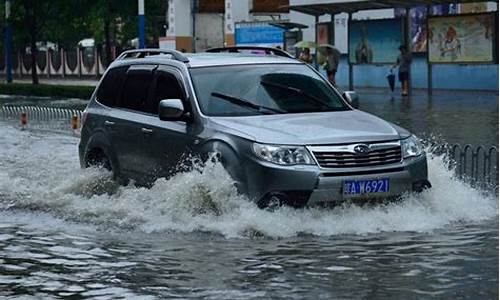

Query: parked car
[79,48,431,208]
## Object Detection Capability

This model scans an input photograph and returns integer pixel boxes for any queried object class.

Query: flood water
[2,88,498,146]
[358,89,499,147]
[0,90,498,299]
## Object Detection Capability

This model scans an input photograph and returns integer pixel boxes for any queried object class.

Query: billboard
[235,22,284,47]
[395,4,458,53]
[428,13,495,63]
[460,3,487,13]
[395,7,428,52]
[349,19,404,64]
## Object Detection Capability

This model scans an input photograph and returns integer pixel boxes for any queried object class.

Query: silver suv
[79,48,430,208]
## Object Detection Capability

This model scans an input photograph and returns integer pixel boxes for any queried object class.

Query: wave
[0,124,497,238]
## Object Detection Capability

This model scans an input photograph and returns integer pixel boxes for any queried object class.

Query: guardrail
[447,144,499,190]
[0,105,83,134]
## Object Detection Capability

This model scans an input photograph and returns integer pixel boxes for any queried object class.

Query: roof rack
[206,46,294,59]
[116,49,189,63]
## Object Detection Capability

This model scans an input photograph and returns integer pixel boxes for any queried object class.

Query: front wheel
[257,193,286,211]
[85,149,112,171]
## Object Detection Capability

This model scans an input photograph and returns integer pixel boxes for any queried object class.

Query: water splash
[0,124,497,238]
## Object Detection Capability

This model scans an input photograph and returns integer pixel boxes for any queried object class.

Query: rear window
[118,67,155,113]
[96,66,128,107]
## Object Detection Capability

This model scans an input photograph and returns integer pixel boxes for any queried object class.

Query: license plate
[343,179,390,196]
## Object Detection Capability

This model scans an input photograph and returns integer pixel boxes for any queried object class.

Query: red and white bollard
[20,112,27,130]
[71,114,79,135]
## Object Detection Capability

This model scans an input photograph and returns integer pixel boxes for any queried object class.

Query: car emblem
[353,144,370,154]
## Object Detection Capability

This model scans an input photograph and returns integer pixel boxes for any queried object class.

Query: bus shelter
[289,0,499,95]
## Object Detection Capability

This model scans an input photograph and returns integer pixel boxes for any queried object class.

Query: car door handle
[141,127,154,134]
[104,120,115,126]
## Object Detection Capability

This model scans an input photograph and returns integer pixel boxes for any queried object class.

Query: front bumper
[244,154,430,207]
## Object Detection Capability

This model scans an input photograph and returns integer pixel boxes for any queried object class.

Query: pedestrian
[298,47,312,64]
[392,45,412,97]
[323,47,339,85]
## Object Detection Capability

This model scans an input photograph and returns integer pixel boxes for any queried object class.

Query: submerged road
[0,119,498,298]
[0,89,498,299]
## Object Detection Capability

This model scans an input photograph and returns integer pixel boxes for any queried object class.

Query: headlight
[252,143,314,165]
[402,135,424,159]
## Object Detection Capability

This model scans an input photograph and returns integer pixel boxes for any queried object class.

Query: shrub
[0,83,94,99]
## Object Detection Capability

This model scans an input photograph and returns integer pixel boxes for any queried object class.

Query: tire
[85,148,112,171]
[257,193,286,211]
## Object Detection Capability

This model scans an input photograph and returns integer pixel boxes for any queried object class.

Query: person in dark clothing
[392,45,412,96]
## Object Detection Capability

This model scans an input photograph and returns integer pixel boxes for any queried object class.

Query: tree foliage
[1,0,167,83]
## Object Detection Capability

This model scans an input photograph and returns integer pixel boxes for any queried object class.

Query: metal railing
[447,144,499,190]
[0,105,83,134]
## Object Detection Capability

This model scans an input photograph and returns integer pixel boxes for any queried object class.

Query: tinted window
[190,64,349,116]
[96,66,128,106]
[150,72,184,114]
[119,67,154,112]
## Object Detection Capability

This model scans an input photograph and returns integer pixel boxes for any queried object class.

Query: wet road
[358,89,498,147]
[0,89,498,299]
[2,88,498,146]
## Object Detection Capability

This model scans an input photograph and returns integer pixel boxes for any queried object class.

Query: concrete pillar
[405,8,412,96]
[167,0,194,52]
[427,5,433,96]
[224,0,250,46]
[314,15,319,70]
[224,0,235,46]
[348,12,353,90]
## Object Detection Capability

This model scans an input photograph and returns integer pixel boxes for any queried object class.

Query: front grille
[311,142,402,168]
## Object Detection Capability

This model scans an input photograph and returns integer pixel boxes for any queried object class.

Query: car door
[93,65,128,166]
[108,64,157,178]
[139,65,196,180]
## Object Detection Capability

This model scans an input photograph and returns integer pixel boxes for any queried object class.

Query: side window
[95,66,128,107]
[118,66,155,112]
[150,71,185,115]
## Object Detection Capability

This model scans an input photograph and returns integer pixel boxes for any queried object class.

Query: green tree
[87,0,135,65]
[88,0,166,64]
[43,0,93,48]
[10,0,56,84]
[5,0,167,84]
[9,0,98,83]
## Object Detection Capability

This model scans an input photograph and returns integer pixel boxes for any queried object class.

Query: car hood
[209,110,410,145]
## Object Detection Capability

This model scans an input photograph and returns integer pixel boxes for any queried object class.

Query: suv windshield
[190,64,350,116]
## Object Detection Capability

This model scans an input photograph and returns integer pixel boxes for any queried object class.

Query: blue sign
[235,24,284,45]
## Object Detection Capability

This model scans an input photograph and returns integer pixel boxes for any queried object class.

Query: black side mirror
[343,91,359,109]
[158,99,185,121]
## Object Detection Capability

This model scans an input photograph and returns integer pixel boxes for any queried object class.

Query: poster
[349,19,403,64]
[460,3,487,13]
[395,4,461,53]
[316,22,333,45]
[395,7,428,52]
[431,4,459,15]
[428,14,495,63]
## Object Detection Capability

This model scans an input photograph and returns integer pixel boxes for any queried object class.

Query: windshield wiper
[260,80,333,109]
[211,92,285,114]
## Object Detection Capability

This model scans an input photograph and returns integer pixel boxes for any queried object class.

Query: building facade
[162,0,498,91]
[161,0,290,52]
